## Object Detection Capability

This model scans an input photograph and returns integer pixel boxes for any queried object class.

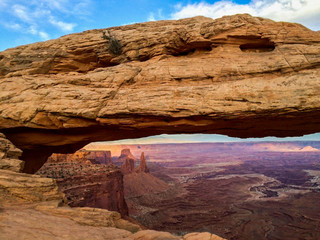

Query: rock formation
[120,151,150,174]
[0,14,319,172]
[121,157,136,174]
[48,150,113,165]
[118,149,136,162]
[137,152,149,173]
[37,152,128,216]
[0,133,24,172]
[87,150,112,164]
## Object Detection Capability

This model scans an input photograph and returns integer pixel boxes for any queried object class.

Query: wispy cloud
[12,4,33,23]
[0,0,92,41]
[148,12,156,21]
[39,31,50,40]
[171,0,320,30]
[49,16,76,31]
[147,9,165,22]
[2,22,22,31]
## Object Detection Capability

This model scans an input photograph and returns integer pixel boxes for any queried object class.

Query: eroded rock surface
[37,154,129,216]
[0,14,319,172]
[0,133,24,172]
[137,152,149,173]
[118,149,136,162]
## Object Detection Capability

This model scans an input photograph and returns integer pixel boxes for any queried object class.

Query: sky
[91,133,320,145]
[0,0,319,51]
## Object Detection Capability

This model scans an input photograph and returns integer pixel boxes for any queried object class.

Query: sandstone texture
[37,152,129,216]
[0,133,24,172]
[138,152,149,173]
[119,148,136,162]
[121,157,136,174]
[0,14,319,172]
[87,150,112,164]
[48,150,112,164]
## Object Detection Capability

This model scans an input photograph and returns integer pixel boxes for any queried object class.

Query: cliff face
[87,151,112,164]
[48,150,112,165]
[0,14,319,172]
[61,169,128,216]
[37,152,128,216]
[118,148,136,162]
[121,157,136,174]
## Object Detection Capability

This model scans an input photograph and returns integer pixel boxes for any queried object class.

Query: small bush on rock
[102,30,122,55]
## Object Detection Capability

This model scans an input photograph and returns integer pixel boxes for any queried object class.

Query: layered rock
[87,150,112,164]
[0,133,24,172]
[37,154,128,216]
[120,151,150,174]
[118,149,136,162]
[121,157,136,174]
[137,152,149,173]
[48,151,91,163]
[48,150,112,165]
[0,14,319,172]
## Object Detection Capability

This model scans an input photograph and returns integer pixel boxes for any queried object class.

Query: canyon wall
[0,14,319,172]
[38,151,128,216]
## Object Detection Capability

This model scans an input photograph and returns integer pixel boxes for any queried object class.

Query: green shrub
[102,30,122,55]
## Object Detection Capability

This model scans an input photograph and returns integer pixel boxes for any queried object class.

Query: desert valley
[36,141,320,240]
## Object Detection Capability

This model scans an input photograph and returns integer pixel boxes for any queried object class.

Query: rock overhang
[0,14,319,172]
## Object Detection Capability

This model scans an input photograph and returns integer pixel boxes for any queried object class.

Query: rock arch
[0,14,319,173]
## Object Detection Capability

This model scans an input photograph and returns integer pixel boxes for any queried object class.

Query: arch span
[0,14,319,173]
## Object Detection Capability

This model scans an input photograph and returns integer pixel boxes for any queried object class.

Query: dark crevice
[240,38,276,52]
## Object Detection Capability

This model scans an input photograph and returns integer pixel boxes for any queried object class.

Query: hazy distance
[90,133,320,146]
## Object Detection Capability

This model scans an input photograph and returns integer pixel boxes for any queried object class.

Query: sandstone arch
[0,14,319,173]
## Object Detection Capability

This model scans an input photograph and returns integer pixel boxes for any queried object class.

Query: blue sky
[0,0,319,51]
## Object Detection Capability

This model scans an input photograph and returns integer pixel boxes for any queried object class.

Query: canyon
[0,13,320,240]
[119,141,320,240]
[35,141,320,239]
[97,141,320,240]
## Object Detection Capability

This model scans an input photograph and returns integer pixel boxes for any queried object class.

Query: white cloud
[12,4,33,23]
[148,13,156,21]
[147,9,165,22]
[49,16,76,31]
[28,25,38,35]
[39,31,50,40]
[171,0,320,30]
[0,0,8,9]
[2,22,22,31]
[0,0,91,42]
